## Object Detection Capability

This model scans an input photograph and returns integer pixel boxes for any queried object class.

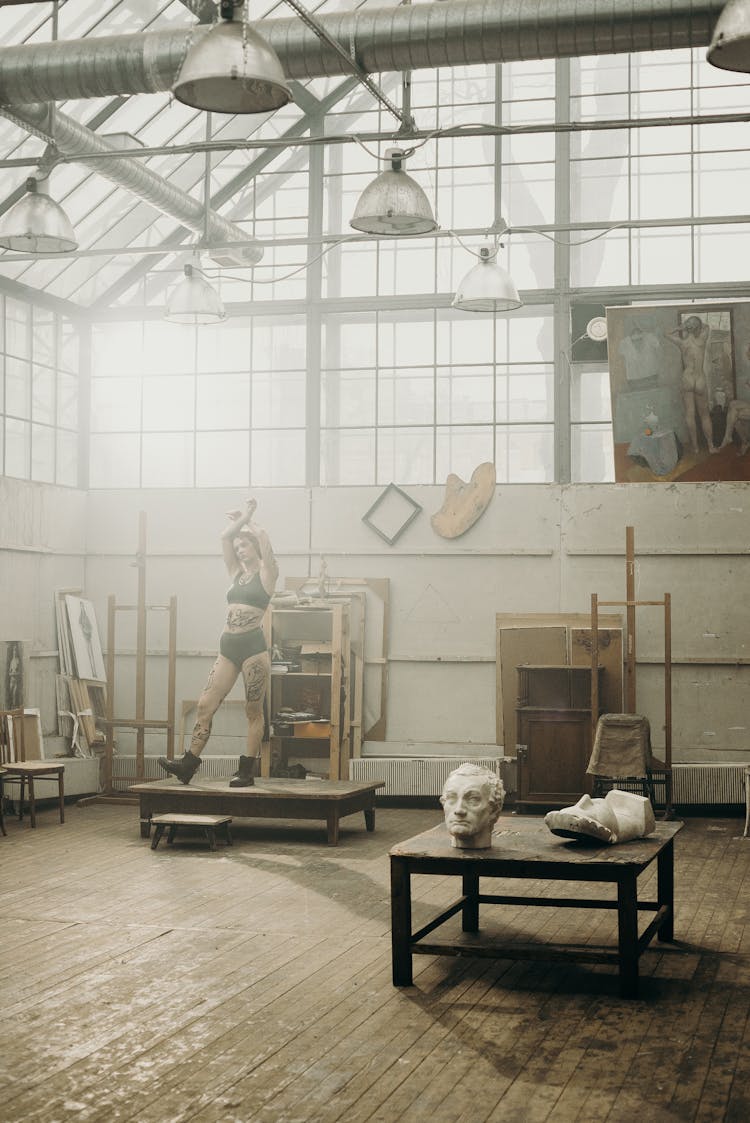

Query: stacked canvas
[55,589,107,755]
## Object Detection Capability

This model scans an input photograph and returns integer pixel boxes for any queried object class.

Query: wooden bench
[149,813,233,851]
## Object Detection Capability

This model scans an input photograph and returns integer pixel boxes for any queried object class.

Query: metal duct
[0,0,727,103]
[0,103,262,265]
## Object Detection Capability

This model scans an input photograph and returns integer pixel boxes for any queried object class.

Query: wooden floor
[1,802,749,1123]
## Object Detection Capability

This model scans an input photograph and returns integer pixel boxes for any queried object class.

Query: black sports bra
[226,570,271,610]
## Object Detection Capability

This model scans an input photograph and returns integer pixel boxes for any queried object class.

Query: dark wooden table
[390,816,683,998]
[130,777,385,845]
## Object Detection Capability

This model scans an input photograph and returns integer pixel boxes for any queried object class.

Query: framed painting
[606,302,750,482]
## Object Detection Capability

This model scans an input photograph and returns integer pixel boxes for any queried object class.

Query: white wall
[80,482,750,766]
[0,476,87,750]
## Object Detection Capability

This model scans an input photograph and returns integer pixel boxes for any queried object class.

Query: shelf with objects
[515,663,605,807]
[265,602,352,781]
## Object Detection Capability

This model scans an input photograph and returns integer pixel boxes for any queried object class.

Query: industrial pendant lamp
[0,177,78,253]
[350,147,437,236]
[452,244,522,312]
[165,262,226,324]
[707,0,750,72]
[173,0,291,114]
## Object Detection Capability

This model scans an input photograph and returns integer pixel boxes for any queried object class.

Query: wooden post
[664,592,672,772]
[166,595,177,762]
[105,593,116,795]
[135,511,147,781]
[590,592,600,747]
[625,525,636,712]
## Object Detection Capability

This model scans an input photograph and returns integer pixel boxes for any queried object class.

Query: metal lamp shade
[350,167,437,235]
[452,248,522,312]
[707,0,750,72]
[172,21,291,114]
[0,185,78,253]
[165,265,226,324]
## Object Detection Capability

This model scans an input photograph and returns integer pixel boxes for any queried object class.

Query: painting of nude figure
[606,302,750,482]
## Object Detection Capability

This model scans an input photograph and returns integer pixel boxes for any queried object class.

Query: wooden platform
[1,806,749,1121]
[129,777,385,845]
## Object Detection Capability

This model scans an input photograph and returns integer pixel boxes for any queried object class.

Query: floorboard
[0,803,748,1122]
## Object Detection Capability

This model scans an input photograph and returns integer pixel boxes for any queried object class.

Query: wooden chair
[0,766,7,836]
[0,709,65,829]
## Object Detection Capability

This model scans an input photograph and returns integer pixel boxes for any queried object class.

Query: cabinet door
[517,710,592,805]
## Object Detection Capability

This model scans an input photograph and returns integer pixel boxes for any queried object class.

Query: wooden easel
[89,513,177,800]
[590,526,673,816]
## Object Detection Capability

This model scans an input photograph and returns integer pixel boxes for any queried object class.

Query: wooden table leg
[58,772,65,824]
[326,809,340,846]
[657,837,675,942]
[390,856,413,986]
[0,774,6,836]
[18,776,25,822]
[27,776,36,828]
[205,827,217,851]
[225,823,233,846]
[167,825,178,844]
[462,867,480,932]
[150,824,166,850]
[139,796,152,839]
[364,806,375,832]
[617,872,639,999]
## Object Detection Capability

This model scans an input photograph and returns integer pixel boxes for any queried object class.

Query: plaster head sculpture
[544,789,656,846]
[440,763,505,849]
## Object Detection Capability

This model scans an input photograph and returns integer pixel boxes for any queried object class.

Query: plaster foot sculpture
[545,789,656,845]
[440,762,506,849]
[157,750,202,785]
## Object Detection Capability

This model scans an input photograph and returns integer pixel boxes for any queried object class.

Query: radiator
[349,757,504,797]
[672,763,748,805]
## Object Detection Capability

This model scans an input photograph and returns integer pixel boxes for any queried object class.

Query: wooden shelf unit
[267,603,352,781]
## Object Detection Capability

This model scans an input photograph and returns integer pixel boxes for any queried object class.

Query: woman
[158,498,278,786]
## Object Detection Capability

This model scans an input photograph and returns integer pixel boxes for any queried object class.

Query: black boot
[158,751,201,785]
[229,755,258,788]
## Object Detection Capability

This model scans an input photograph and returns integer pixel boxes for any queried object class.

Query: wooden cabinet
[515,665,602,807]
[265,604,351,781]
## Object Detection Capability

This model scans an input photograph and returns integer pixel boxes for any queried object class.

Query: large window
[0,296,79,486]
[80,48,750,487]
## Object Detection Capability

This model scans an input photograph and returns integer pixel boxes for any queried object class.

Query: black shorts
[219,628,267,669]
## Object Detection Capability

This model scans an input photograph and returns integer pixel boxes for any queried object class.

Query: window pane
[321,369,376,427]
[5,358,31,418]
[142,376,195,432]
[4,417,30,478]
[196,432,249,487]
[32,365,55,424]
[56,429,78,487]
[436,368,494,424]
[57,371,78,428]
[31,423,55,483]
[436,426,494,480]
[196,374,250,430]
[571,424,616,482]
[377,427,434,484]
[321,428,376,485]
[378,368,434,426]
[253,370,305,428]
[571,368,612,424]
[142,432,194,487]
[90,433,140,487]
[92,377,142,431]
[251,430,305,486]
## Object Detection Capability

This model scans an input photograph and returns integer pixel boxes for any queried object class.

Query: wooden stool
[149,813,233,851]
